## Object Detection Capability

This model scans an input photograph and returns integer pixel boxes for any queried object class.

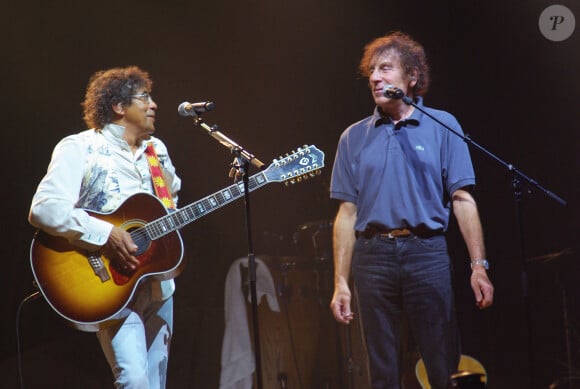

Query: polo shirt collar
[373,96,424,128]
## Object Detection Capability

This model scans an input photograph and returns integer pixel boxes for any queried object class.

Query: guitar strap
[144,142,176,210]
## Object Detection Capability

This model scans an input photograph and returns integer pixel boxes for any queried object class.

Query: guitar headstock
[263,145,325,185]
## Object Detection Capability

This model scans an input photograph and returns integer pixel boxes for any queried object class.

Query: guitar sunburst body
[30,193,184,331]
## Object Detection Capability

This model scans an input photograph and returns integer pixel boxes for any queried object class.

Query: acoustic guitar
[30,145,324,332]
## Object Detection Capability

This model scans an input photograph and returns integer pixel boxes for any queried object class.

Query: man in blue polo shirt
[329,31,494,389]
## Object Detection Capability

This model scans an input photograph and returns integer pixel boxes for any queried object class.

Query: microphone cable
[15,284,41,389]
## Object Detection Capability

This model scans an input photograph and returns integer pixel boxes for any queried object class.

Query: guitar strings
[128,173,267,243]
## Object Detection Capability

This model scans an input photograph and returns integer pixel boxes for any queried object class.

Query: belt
[357,225,442,239]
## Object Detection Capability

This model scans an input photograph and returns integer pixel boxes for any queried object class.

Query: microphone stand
[187,113,265,389]
[398,93,566,388]
[399,95,565,206]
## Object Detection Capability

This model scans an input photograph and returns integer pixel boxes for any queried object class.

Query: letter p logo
[539,5,575,41]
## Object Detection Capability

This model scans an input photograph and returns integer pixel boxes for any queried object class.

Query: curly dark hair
[358,31,430,96]
[82,66,153,129]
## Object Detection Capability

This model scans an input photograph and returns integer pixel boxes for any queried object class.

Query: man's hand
[103,226,140,271]
[330,283,355,324]
[471,268,494,309]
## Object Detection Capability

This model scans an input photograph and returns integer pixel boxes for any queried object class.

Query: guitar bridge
[88,253,111,282]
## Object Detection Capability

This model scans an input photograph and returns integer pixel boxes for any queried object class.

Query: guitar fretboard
[144,171,269,240]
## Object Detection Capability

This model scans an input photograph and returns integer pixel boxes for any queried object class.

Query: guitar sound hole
[130,229,151,256]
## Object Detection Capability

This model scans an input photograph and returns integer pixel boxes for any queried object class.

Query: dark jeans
[352,234,460,389]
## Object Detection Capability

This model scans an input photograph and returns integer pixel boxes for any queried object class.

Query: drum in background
[247,255,340,389]
[293,220,334,304]
[293,220,333,261]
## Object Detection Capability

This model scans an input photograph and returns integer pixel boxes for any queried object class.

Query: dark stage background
[1,1,578,388]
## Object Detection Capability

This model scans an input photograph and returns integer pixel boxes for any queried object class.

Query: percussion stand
[528,248,576,388]
[186,112,267,389]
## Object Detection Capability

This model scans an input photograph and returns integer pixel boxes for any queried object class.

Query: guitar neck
[144,171,269,240]
[139,144,325,241]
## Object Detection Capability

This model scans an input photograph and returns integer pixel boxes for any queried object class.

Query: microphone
[178,101,215,116]
[382,85,405,99]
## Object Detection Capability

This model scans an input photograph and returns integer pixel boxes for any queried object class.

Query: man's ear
[112,102,125,115]
[409,69,418,88]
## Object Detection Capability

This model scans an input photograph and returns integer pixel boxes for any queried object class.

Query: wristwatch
[471,259,489,270]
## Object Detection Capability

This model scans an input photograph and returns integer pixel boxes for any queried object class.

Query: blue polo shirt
[330,97,475,233]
